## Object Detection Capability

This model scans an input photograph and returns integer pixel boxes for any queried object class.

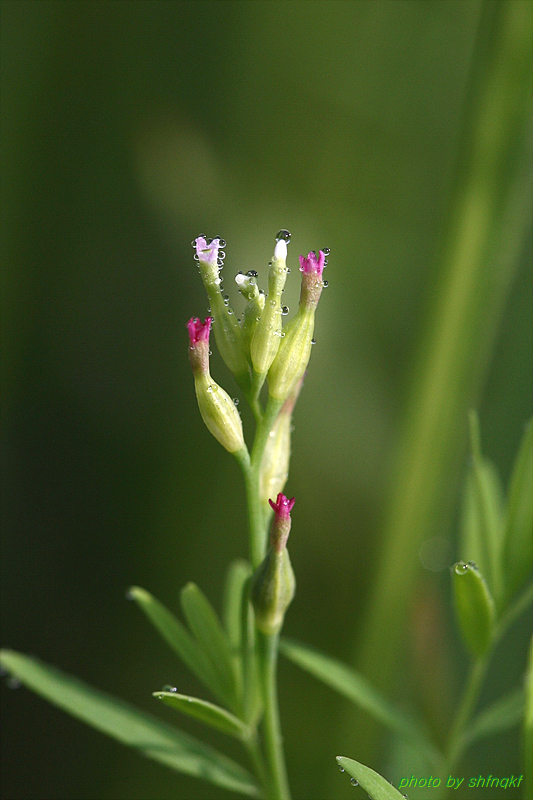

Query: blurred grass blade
[503,418,533,603]
[181,582,240,710]
[128,586,228,705]
[350,0,533,765]
[525,635,533,800]
[0,650,260,797]
[460,412,505,603]
[223,559,252,650]
[153,691,250,738]
[280,638,440,765]
[461,687,524,747]
[336,757,404,799]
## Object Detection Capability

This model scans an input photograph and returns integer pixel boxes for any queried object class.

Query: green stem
[445,656,489,772]
[243,732,269,798]
[244,397,284,568]
[258,632,291,800]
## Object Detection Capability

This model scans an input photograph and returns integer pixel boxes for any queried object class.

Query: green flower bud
[259,378,302,506]
[267,250,326,402]
[193,236,250,389]
[250,239,289,378]
[251,494,296,635]
[188,317,245,455]
[235,271,265,366]
[452,561,495,658]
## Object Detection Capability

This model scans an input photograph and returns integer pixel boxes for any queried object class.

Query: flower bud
[267,250,327,402]
[251,494,296,635]
[193,236,250,389]
[259,378,303,506]
[187,317,245,454]
[250,239,289,378]
[235,272,265,366]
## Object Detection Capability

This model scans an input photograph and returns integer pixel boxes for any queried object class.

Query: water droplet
[227,308,234,315]
[162,684,177,692]
[206,237,213,245]
[350,778,358,786]
[7,677,22,690]
[218,250,226,260]
[207,385,218,393]
[281,305,289,315]
[214,277,221,285]
[208,349,213,356]
[247,270,258,278]
[338,766,345,773]
[270,299,277,308]
[223,295,230,306]
[311,338,316,345]
[193,253,200,261]
[216,237,226,248]
[275,229,291,243]
[323,259,329,267]
[233,398,239,406]
[322,280,329,288]
[322,247,331,256]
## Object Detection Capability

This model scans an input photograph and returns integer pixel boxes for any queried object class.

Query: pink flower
[269,493,295,552]
[187,316,212,346]
[299,250,326,278]
[195,236,221,269]
[269,492,296,518]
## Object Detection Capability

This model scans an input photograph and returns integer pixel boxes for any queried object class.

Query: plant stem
[244,397,284,568]
[258,632,291,800]
[446,656,488,771]
[243,732,269,797]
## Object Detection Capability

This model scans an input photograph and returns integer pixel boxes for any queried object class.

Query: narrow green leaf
[0,650,260,797]
[525,635,533,800]
[336,756,404,799]
[181,583,239,710]
[280,638,440,765]
[153,691,250,738]
[462,688,525,747]
[128,586,228,704]
[503,418,533,603]
[223,559,252,650]
[452,562,495,658]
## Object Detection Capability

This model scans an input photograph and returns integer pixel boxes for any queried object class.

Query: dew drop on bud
[322,247,331,256]
[216,237,226,248]
[233,398,239,406]
[247,270,258,278]
[338,766,345,772]
[350,778,358,786]
[281,306,289,315]
[311,338,316,345]
[322,280,329,288]
[275,229,291,243]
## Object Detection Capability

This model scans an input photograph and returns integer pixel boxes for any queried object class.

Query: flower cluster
[188,231,329,426]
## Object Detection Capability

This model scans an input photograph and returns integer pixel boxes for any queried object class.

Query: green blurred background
[1,1,531,799]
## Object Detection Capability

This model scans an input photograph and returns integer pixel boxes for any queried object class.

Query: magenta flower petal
[269,492,296,519]
[187,316,212,346]
[299,250,326,277]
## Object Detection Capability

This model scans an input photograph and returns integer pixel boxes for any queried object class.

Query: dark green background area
[1,2,531,799]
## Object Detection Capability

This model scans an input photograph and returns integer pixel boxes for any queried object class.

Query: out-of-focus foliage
[2,1,531,799]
